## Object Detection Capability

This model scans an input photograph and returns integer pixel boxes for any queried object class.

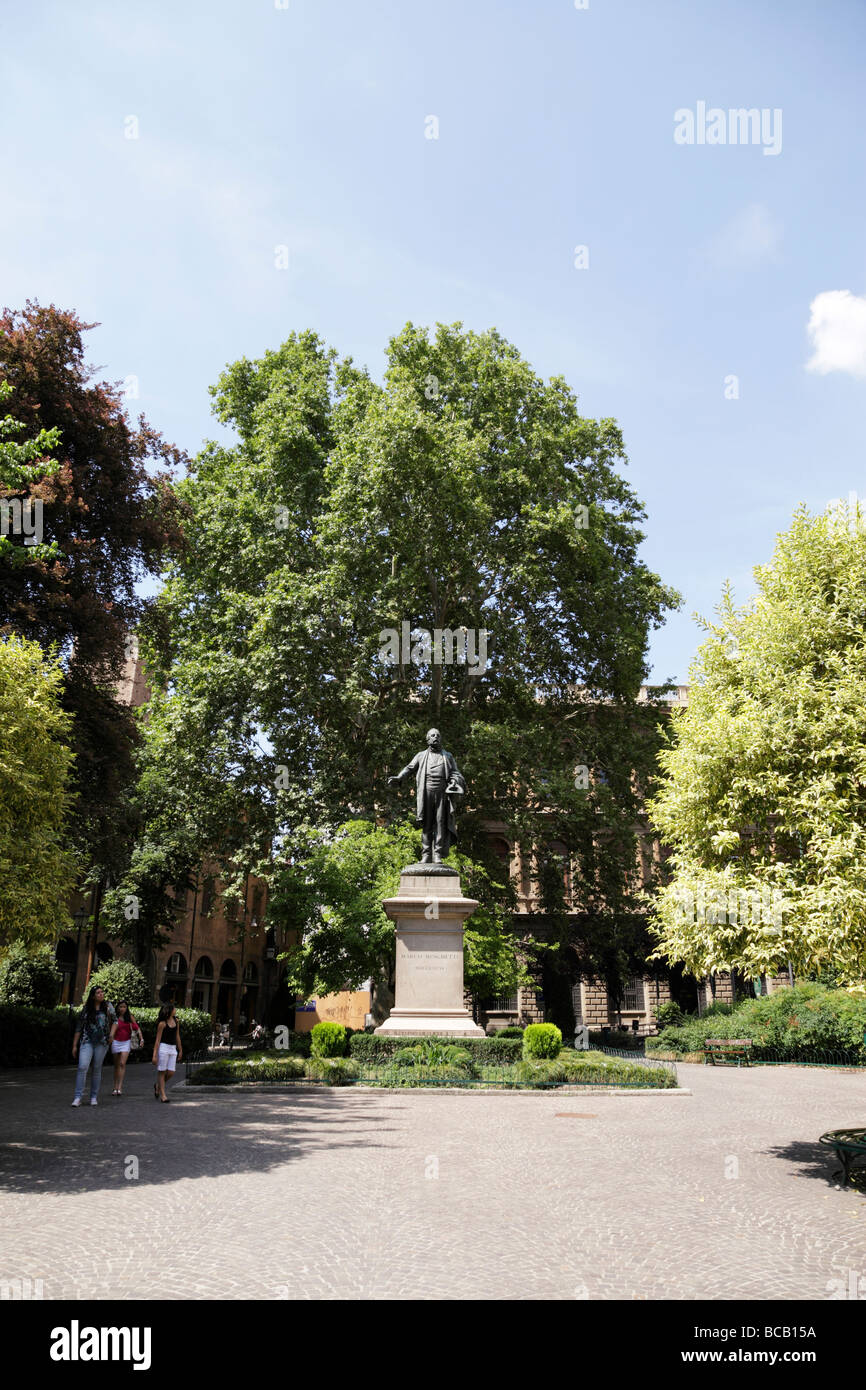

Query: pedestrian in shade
[152,1003,182,1102]
[71,987,116,1107]
[110,999,143,1096]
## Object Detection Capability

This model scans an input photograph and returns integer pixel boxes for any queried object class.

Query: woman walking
[71,986,116,1107]
[152,1003,182,1102]
[110,1000,142,1096]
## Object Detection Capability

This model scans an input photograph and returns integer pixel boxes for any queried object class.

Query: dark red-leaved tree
[0,301,187,874]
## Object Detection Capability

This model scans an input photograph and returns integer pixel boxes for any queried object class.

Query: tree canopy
[0,302,186,874]
[650,504,866,985]
[137,322,677,995]
[0,635,76,948]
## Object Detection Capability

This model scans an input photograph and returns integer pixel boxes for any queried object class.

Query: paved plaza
[0,1061,864,1300]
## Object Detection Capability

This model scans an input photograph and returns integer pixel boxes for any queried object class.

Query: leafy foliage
[85,959,149,1007]
[644,984,866,1058]
[309,1020,348,1057]
[349,1032,522,1064]
[142,321,677,993]
[522,1022,563,1058]
[0,636,76,948]
[0,944,62,1006]
[0,303,186,876]
[650,506,866,984]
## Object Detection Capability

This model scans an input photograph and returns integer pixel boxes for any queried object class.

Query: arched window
[216,959,237,1029]
[163,951,188,1006]
[192,956,214,1014]
[95,942,114,964]
[243,962,258,983]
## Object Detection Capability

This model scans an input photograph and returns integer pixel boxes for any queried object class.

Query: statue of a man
[388,728,467,864]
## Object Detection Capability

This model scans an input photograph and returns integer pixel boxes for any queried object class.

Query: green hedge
[0,1004,70,1065]
[128,1007,212,1057]
[349,1032,522,1063]
[644,985,866,1059]
[588,1029,644,1051]
[187,1055,307,1085]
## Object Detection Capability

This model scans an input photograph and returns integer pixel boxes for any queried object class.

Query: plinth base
[374,1009,485,1038]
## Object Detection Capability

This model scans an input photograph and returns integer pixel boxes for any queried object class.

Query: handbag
[129,1024,143,1051]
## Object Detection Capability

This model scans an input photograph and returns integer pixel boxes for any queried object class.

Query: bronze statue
[387,728,466,863]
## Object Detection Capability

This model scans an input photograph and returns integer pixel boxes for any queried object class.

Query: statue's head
[426,727,441,749]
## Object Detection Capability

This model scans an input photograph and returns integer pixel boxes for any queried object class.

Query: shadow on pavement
[0,1065,401,1196]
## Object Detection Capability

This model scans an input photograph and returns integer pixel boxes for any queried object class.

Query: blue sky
[3,0,866,682]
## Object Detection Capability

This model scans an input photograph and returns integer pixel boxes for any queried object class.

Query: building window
[621,976,645,1012]
[192,955,214,1013]
[482,993,519,1013]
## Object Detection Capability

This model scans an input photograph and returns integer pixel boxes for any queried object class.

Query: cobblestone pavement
[0,1060,864,1300]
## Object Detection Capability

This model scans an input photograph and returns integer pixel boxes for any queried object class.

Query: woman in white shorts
[152,1003,182,1102]
[110,999,143,1095]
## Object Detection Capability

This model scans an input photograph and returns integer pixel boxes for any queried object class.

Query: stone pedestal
[373,864,485,1037]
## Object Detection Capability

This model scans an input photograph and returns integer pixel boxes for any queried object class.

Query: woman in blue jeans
[71,986,116,1106]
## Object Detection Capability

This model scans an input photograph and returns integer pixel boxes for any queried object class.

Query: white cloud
[699,203,781,270]
[806,290,866,379]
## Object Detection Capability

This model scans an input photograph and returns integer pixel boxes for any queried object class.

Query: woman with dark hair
[110,1000,142,1096]
[152,1003,182,1102]
[71,986,116,1107]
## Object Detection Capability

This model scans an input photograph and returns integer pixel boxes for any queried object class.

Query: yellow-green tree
[650,504,866,986]
[0,635,76,947]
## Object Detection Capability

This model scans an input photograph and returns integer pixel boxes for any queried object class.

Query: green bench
[704,1038,753,1066]
[819,1128,866,1187]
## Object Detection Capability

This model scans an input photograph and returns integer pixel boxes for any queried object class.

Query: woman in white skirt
[110,999,143,1096]
[152,1003,182,1102]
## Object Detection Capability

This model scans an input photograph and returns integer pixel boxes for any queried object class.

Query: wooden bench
[819,1128,866,1187]
[704,1038,753,1066]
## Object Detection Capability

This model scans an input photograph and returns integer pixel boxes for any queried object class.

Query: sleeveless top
[160,1021,178,1048]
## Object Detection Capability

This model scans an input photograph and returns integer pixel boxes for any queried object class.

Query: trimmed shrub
[86,960,150,1008]
[305,1056,359,1086]
[493,1025,524,1038]
[0,944,62,1007]
[130,1007,212,1057]
[0,1004,70,1065]
[349,1033,522,1064]
[523,1022,562,1059]
[310,1021,348,1058]
[654,1000,686,1029]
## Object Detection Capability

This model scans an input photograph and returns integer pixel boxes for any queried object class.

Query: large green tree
[650,504,866,986]
[0,635,75,947]
[142,322,677,994]
[0,303,186,876]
